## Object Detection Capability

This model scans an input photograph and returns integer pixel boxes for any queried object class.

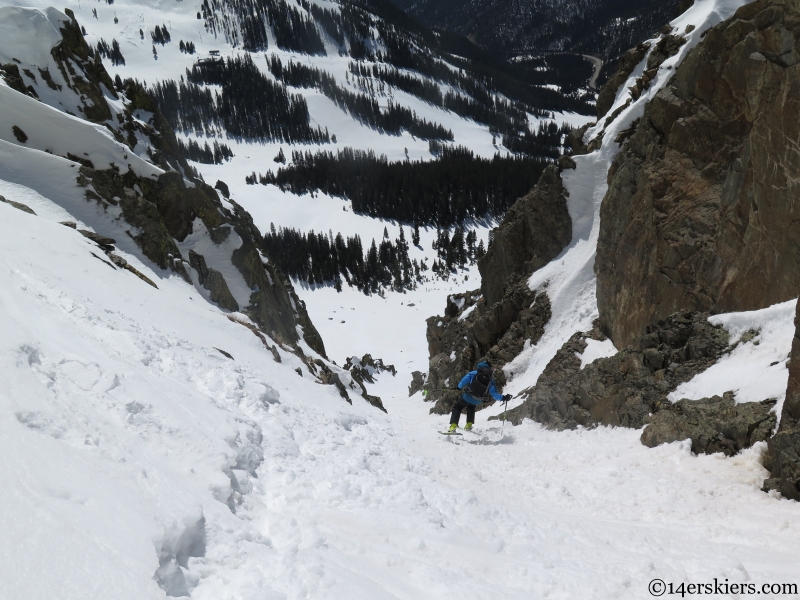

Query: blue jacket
[458,371,503,406]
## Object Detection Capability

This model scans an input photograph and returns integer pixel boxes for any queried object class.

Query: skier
[447,361,510,433]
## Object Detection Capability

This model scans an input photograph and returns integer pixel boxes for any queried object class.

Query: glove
[502,394,512,402]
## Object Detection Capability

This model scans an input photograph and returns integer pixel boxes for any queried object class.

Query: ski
[438,431,462,436]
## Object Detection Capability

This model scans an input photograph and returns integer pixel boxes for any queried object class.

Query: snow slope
[669,301,796,414]
[503,0,759,399]
[4,194,800,600]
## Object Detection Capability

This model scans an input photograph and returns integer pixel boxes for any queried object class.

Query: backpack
[466,365,493,400]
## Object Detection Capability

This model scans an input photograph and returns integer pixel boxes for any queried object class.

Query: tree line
[200,0,326,54]
[262,222,485,294]
[247,146,546,227]
[268,56,453,140]
[147,54,329,143]
[95,38,125,66]
[177,138,234,164]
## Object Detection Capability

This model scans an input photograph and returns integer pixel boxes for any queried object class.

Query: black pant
[450,397,476,425]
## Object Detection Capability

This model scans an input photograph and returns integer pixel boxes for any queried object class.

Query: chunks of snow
[669,300,796,410]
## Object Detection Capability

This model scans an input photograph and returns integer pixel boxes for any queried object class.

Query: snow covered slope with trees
[3,0,800,597]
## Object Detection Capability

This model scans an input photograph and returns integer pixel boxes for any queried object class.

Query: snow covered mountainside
[2,0,596,366]
[4,0,800,599]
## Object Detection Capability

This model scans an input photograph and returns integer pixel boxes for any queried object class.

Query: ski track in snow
[3,200,800,600]
[3,1,800,598]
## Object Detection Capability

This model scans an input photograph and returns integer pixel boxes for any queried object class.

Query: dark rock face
[763,300,800,499]
[188,250,239,312]
[408,371,427,397]
[51,10,116,124]
[424,282,550,415]
[503,312,730,431]
[641,392,776,456]
[596,42,651,119]
[596,0,800,348]
[344,354,396,385]
[478,165,572,307]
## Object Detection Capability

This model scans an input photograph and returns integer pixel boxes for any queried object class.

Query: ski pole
[500,400,508,437]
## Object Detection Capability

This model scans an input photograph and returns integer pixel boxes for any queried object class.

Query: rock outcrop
[596,42,651,119]
[503,312,731,431]
[641,392,776,456]
[424,281,550,415]
[78,165,326,357]
[763,299,800,499]
[596,0,800,348]
[477,165,572,306]
[421,157,571,414]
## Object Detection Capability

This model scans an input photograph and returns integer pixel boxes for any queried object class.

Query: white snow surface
[0,84,162,178]
[578,338,618,370]
[670,300,796,412]
[3,199,800,600]
[0,5,64,66]
[503,0,757,397]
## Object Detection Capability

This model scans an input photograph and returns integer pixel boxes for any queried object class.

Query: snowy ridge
[503,0,758,398]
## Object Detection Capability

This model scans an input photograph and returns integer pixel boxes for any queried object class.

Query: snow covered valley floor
[3,194,800,600]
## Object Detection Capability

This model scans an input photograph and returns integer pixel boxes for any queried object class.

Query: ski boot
[464,422,473,431]
[448,423,458,433]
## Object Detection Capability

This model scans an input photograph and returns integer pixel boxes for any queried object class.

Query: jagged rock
[209,226,231,244]
[596,42,651,118]
[344,354,396,387]
[763,299,800,499]
[78,166,325,356]
[596,0,800,348]
[0,62,38,98]
[646,34,686,70]
[0,195,36,215]
[51,9,116,124]
[188,250,239,312]
[641,392,776,455]
[313,358,387,412]
[558,155,577,170]
[478,165,571,306]
[214,180,230,199]
[60,221,77,228]
[424,281,550,415]
[568,123,592,155]
[78,229,116,249]
[408,371,427,397]
[12,125,27,143]
[503,312,730,430]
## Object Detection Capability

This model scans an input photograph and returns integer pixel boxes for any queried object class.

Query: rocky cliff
[502,311,774,457]
[419,164,571,413]
[477,164,572,306]
[596,0,800,348]
[421,0,794,471]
